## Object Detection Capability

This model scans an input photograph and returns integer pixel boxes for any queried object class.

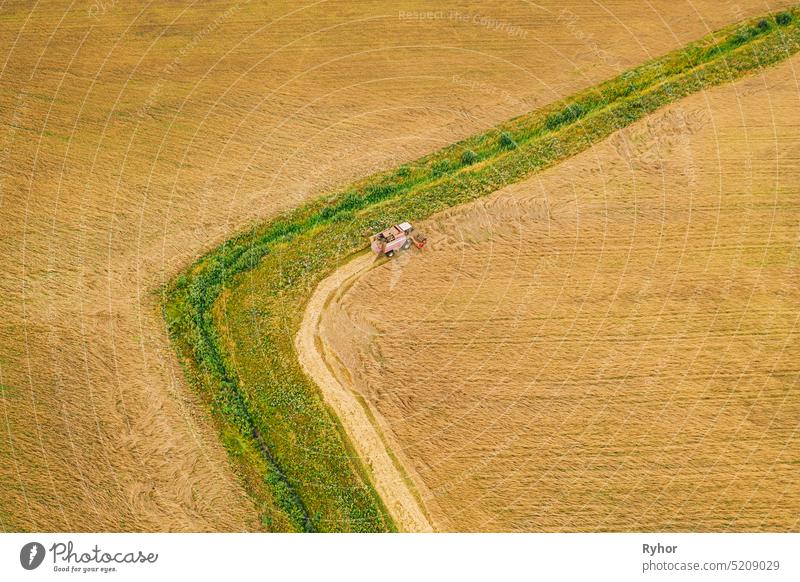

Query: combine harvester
[369,222,427,257]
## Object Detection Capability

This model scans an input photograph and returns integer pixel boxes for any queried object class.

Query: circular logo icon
[20,542,46,570]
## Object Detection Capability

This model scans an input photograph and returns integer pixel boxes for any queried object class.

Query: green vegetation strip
[163,9,800,532]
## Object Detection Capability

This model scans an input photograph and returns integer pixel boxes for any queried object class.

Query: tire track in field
[295,252,435,532]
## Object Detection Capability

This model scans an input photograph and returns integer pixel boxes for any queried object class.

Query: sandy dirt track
[321,55,800,531]
[296,252,433,532]
[1,0,793,530]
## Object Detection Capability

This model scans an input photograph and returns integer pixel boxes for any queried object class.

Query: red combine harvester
[369,221,427,257]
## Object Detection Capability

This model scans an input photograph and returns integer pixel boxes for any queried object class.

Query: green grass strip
[162,9,800,532]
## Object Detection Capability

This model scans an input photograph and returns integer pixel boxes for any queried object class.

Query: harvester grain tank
[369,222,426,257]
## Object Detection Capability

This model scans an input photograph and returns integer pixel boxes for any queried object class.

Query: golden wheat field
[320,54,800,532]
[0,0,795,532]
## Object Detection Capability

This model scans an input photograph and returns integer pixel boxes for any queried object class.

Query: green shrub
[461,149,479,165]
[499,131,517,149]
[431,159,452,177]
[544,99,598,130]
[776,12,794,26]
[727,22,773,47]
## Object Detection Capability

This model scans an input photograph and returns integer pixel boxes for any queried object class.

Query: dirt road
[295,252,433,532]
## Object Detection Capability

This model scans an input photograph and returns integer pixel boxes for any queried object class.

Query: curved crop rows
[163,9,800,531]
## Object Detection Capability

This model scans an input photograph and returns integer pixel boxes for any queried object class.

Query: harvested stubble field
[0,0,796,532]
[321,52,800,532]
[186,9,800,533]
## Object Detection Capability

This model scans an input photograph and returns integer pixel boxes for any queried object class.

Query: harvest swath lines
[164,9,800,531]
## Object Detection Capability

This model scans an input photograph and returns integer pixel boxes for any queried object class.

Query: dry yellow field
[0,0,794,531]
[321,54,800,531]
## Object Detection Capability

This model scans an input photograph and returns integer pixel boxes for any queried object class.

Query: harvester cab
[370,221,427,257]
